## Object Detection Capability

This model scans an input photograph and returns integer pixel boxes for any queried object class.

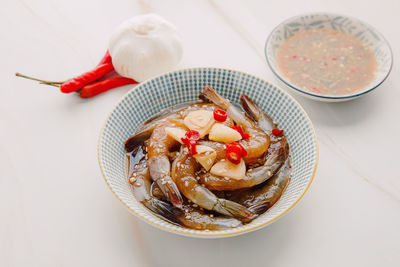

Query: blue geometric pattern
[98,68,318,237]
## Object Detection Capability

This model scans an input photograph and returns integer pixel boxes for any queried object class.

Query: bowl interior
[98,68,318,237]
[266,13,392,99]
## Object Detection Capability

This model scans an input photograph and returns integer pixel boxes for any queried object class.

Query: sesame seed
[129,177,136,184]
[135,182,141,187]
[167,181,172,184]
[185,215,191,219]
[210,214,214,218]
[193,204,198,207]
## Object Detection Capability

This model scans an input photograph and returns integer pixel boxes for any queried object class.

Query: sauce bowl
[98,68,318,238]
[265,12,393,102]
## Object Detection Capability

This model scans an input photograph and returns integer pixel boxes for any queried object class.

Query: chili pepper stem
[39,82,59,87]
[15,72,64,86]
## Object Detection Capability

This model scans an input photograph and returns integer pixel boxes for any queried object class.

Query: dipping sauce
[277,28,377,95]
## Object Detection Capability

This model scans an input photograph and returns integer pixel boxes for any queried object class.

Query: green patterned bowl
[265,13,393,102]
[98,68,318,238]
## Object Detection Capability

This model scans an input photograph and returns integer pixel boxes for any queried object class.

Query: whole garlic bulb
[109,13,183,82]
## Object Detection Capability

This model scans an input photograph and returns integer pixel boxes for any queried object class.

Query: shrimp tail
[125,129,153,153]
[142,197,181,224]
[198,92,211,103]
[214,199,256,221]
[240,94,277,131]
[145,197,174,217]
[248,203,271,215]
[203,86,230,110]
[163,179,184,208]
[240,94,262,121]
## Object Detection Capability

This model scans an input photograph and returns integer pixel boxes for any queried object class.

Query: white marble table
[1,0,399,266]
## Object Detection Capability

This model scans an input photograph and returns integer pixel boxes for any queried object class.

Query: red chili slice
[213,109,227,122]
[184,130,200,141]
[181,130,200,156]
[225,142,247,164]
[241,133,251,139]
[231,125,251,139]
[272,129,284,136]
[226,142,247,157]
[225,144,242,164]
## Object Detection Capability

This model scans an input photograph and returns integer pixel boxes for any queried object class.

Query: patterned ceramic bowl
[98,68,318,238]
[265,13,393,102]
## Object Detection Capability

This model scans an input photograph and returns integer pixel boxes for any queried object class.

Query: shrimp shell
[171,147,255,220]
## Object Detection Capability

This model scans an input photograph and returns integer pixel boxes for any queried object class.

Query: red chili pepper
[237,143,248,157]
[15,62,115,94]
[225,142,244,164]
[97,50,112,66]
[226,142,247,157]
[60,63,114,93]
[272,129,284,136]
[231,125,251,139]
[181,130,200,156]
[79,77,137,98]
[213,109,227,122]
[242,133,251,139]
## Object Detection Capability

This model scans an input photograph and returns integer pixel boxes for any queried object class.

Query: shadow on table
[290,90,379,129]
[137,213,299,267]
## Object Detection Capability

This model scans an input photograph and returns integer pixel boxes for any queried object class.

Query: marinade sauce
[277,28,377,96]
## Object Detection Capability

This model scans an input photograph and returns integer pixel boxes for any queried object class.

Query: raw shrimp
[240,93,289,173]
[124,87,291,230]
[129,150,242,230]
[147,119,185,207]
[171,147,255,220]
[128,147,175,221]
[125,103,192,152]
[175,203,242,230]
[197,91,289,191]
[227,157,292,215]
[125,102,232,152]
[203,86,270,164]
[199,138,288,190]
[150,183,242,230]
[196,140,265,166]
[240,94,276,134]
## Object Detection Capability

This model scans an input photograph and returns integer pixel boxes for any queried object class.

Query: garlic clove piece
[109,13,183,82]
[208,123,242,143]
[165,127,186,144]
[184,110,215,138]
[193,145,217,171]
[209,159,246,180]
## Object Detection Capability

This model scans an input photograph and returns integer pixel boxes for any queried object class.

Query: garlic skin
[109,13,183,82]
